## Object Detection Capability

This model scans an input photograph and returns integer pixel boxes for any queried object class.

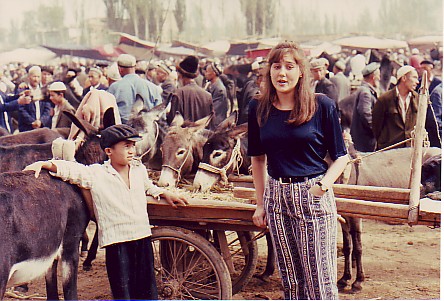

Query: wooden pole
[408,71,429,225]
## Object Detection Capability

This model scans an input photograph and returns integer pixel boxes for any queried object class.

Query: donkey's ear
[171,111,185,127]
[102,108,116,129]
[228,122,248,139]
[215,111,237,132]
[63,110,96,136]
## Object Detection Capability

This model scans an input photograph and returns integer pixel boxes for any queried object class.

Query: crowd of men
[0,46,441,153]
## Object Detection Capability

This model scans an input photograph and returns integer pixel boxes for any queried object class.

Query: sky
[0,0,107,28]
[0,0,380,29]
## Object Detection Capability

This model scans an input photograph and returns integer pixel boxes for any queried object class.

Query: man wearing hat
[350,62,381,152]
[24,123,188,300]
[48,81,76,129]
[205,62,228,126]
[418,60,441,94]
[331,60,351,102]
[155,62,176,104]
[83,67,108,97]
[310,58,339,105]
[372,65,420,150]
[18,66,53,132]
[166,55,214,127]
[108,54,162,124]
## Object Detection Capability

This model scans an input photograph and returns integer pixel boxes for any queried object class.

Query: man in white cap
[155,62,176,104]
[350,62,380,152]
[18,66,53,132]
[48,81,76,129]
[83,67,108,97]
[372,65,419,150]
[108,54,162,123]
[310,58,338,105]
[331,60,351,102]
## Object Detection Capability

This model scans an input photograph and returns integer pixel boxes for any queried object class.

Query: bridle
[198,138,243,184]
[161,145,193,183]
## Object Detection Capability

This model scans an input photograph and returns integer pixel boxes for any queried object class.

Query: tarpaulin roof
[171,40,212,56]
[155,46,206,58]
[42,45,109,60]
[114,32,156,49]
[332,36,408,50]
[0,47,56,65]
[408,35,442,47]
[226,41,259,56]
[116,44,154,61]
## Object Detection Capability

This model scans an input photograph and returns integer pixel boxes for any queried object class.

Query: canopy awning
[42,45,109,60]
[0,47,56,65]
[332,36,408,50]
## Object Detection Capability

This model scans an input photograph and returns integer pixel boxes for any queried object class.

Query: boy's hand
[160,191,189,208]
[23,161,48,178]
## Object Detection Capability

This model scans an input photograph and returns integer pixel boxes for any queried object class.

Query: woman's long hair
[256,41,316,127]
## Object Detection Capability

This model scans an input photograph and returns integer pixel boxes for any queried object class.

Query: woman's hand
[252,205,267,228]
[160,191,189,208]
[308,184,326,197]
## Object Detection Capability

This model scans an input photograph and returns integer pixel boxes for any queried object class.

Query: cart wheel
[213,231,258,294]
[151,226,232,300]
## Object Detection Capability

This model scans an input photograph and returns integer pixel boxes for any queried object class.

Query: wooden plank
[408,75,429,224]
[234,185,410,204]
[215,230,235,273]
[333,184,410,204]
[336,198,408,219]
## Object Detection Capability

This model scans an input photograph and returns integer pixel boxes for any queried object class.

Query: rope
[197,138,243,184]
[162,145,192,183]
[135,120,159,162]
[348,137,414,164]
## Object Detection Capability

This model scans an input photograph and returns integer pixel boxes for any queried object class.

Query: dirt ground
[5,219,440,300]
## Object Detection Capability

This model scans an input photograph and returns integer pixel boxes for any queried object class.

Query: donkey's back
[0,168,88,300]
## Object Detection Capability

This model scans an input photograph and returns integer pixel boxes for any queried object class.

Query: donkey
[157,112,212,187]
[126,103,169,170]
[0,109,114,300]
[193,113,249,192]
[337,145,442,293]
[0,128,63,146]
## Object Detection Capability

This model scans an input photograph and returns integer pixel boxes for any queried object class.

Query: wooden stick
[233,185,410,204]
[408,72,429,225]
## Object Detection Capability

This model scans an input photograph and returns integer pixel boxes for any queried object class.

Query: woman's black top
[247,94,347,179]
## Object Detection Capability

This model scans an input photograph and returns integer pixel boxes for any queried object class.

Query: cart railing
[230,175,441,227]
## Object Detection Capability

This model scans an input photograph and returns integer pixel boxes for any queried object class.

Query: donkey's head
[63,108,116,165]
[158,112,212,187]
[193,113,248,192]
[127,103,168,161]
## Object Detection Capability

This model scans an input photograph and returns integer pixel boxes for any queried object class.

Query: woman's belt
[272,172,324,184]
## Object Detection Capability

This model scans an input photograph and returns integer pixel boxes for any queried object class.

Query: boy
[24,124,188,300]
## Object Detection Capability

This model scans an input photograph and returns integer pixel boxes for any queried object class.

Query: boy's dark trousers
[105,236,158,300]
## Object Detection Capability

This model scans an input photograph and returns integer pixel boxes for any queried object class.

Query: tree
[174,0,186,33]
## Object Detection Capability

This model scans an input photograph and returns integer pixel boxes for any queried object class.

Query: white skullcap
[396,65,416,81]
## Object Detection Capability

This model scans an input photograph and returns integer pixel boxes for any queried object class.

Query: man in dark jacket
[372,66,419,150]
[350,62,380,152]
[156,62,176,105]
[0,91,32,133]
[310,58,338,104]
[205,62,228,126]
[167,56,214,128]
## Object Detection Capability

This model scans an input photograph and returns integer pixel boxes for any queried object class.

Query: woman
[248,42,349,300]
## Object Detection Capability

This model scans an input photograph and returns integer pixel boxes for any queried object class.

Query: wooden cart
[147,197,261,300]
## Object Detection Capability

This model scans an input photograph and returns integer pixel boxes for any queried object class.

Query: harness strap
[161,145,192,183]
[198,138,243,184]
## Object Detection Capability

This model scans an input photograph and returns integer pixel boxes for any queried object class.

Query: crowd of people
[0,42,442,300]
